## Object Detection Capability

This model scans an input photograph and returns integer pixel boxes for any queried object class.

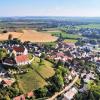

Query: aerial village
[0,32,99,100]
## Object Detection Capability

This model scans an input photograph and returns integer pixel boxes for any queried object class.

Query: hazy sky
[0,0,100,17]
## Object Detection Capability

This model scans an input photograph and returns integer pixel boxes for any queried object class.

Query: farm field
[0,30,58,42]
[75,24,100,29]
[17,57,55,93]
[0,32,23,41]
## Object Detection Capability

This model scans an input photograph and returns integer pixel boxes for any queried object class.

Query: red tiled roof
[27,91,34,97]
[15,55,29,63]
[20,95,25,100]
[13,95,25,100]
[68,57,73,60]
[57,52,64,57]
[2,79,13,86]
[13,96,20,100]
[64,88,77,99]
[63,56,68,60]
[13,46,25,52]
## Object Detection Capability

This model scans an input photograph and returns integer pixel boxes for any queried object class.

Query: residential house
[3,58,16,66]
[15,55,30,66]
[13,95,25,100]
[34,51,41,57]
[12,45,28,55]
[27,91,34,98]
[63,87,78,100]
[1,78,15,87]
[3,54,31,66]
[65,43,76,48]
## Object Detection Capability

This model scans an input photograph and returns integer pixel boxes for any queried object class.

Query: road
[47,75,79,100]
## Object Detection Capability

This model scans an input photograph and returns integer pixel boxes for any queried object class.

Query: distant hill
[1,16,100,23]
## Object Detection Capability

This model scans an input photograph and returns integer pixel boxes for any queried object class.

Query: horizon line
[1,15,100,18]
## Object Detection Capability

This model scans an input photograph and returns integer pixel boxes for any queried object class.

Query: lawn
[17,57,55,93]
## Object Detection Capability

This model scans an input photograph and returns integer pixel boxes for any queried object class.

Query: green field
[50,32,82,39]
[63,39,78,43]
[75,24,100,29]
[31,57,55,79]
[17,57,55,93]
[18,68,47,93]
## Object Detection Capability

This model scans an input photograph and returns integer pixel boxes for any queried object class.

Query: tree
[76,78,96,99]
[55,60,64,67]
[11,52,16,59]
[47,84,58,95]
[59,33,63,39]
[5,86,19,98]
[88,91,95,100]
[79,60,85,66]
[0,48,7,60]
[58,66,68,76]
[75,92,88,100]
[87,81,100,100]
[39,58,44,65]
[40,52,46,59]
[8,34,13,40]
[54,74,64,90]
[56,69,62,75]
[75,93,83,100]
[13,38,21,44]
[35,87,48,98]
[5,95,10,100]
[37,27,43,31]
[2,30,7,33]
[0,51,4,60]
[0,93,4,99]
